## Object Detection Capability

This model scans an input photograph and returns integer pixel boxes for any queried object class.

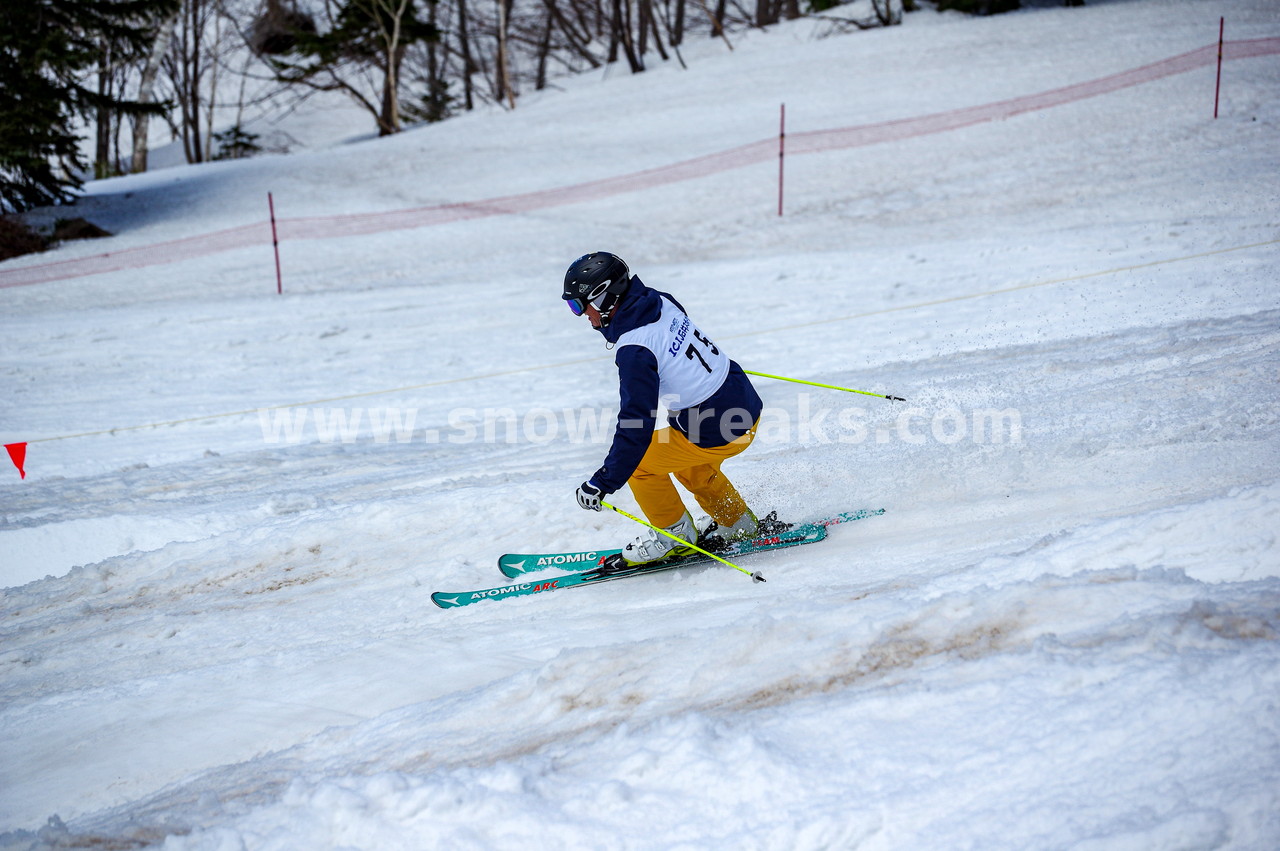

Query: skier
[565,252,764,565]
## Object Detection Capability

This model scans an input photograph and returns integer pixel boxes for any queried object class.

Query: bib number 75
[685,330,719,373]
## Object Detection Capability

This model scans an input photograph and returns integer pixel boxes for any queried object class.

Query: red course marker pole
[1214,17,1225,119]
[269,192,283,294]
[778,103,786,217]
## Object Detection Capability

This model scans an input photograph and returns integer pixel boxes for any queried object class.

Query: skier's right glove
[575,481,603,511]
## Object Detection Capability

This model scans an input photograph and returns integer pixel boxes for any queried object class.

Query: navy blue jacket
[590,277,762,495]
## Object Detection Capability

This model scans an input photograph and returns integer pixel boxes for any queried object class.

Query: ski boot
[620,511,700,567]
[700,509,759,553]
[701,510,793,552]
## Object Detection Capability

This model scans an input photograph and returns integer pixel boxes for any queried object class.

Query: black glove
[575,481,603,511]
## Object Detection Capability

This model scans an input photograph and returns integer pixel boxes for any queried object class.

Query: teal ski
[431,509,884,610]
[499,547,620,578]
[497,508,884,578]
[432,523,826,609]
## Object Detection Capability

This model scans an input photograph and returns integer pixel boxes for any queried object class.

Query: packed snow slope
[2,0,1280,848]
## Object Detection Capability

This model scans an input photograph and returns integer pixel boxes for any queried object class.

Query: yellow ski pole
[744,369,905,402]
[602,501,766,583]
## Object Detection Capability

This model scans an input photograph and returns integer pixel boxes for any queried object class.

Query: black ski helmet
[563,252,631,324]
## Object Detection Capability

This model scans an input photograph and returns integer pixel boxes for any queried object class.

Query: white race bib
[616,297,729,410]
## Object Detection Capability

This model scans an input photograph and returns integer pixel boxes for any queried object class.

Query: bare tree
[96,0,876,163]
[91,1,182,177]
[494,0,516,106]
[132,6,181,173]
[272,0,439,135]
[538,0,601,70]
[161,0,221,163]
[94,40,127,177]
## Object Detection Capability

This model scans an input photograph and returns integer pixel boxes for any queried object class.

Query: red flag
[5,443,27,479]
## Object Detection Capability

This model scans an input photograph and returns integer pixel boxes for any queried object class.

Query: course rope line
[1,38,1275,290]
[21,237,1278,444]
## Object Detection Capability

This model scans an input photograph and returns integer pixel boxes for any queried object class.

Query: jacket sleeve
[590,345,659,494]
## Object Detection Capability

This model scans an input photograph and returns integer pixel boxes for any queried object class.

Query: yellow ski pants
[628,423,757,529]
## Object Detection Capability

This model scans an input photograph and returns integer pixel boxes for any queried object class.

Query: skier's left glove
[575,481,603,511]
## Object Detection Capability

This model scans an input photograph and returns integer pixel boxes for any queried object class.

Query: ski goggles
[566,280,613,316]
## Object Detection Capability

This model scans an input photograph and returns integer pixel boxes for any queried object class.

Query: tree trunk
[610,0,642,72]
[642,0,669,62]
[377,0,409,134]
[672,0,686,47]
[424,0,448,119]
[203,9,220,160]
[693,0,732,50]
[132,7,180,174]
[638,0,649,59]
[535,10,553,89]
[495,0,516,107]
[755,0,779,27]
[458,0,475,110]
[183,0,205,164]
[379,54,398,134]
[540,0,601,68]
[95,45,113,179]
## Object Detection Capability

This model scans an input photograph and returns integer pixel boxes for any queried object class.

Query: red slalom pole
[268,192,283,294]
[1214,17,1224,119]
[777,103,786,216]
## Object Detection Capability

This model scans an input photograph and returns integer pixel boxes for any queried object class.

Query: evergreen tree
[0,0,177,212]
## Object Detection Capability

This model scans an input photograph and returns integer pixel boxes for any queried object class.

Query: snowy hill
[2,0,1279,847]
